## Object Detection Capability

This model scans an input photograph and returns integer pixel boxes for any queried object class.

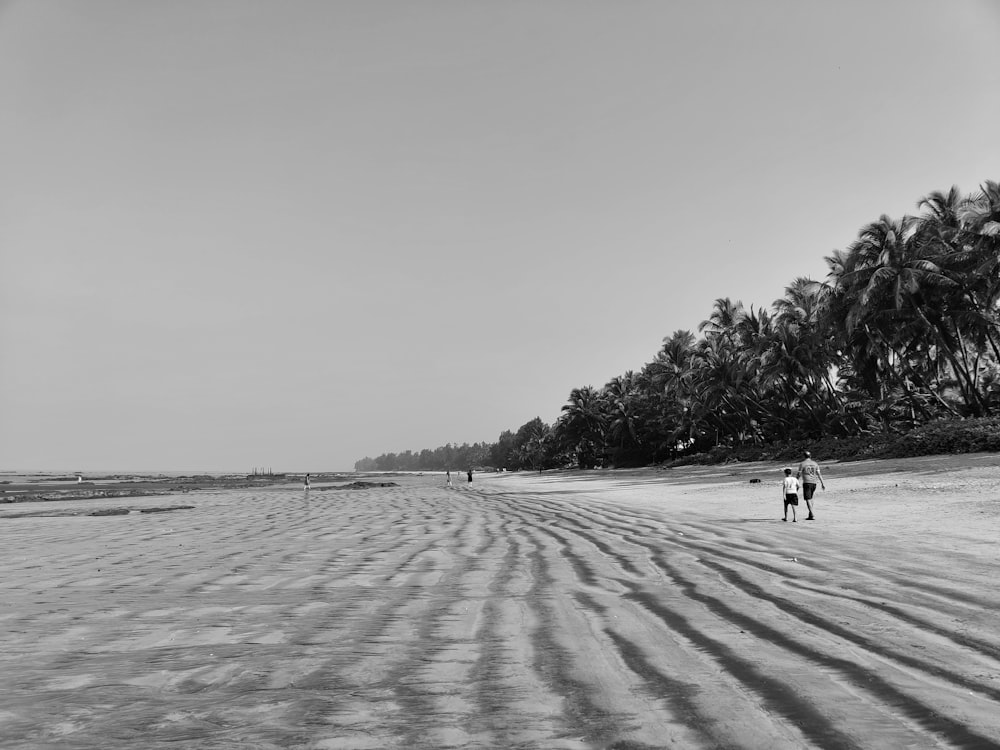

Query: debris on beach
[1,505,195,519]
[1,488,174,504]
[141,505,197,513]
[312,481,399,491]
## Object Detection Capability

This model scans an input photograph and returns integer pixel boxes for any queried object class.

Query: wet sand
[1,455,999,748]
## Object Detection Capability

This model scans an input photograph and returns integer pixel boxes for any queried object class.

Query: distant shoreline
[0,471,410,504]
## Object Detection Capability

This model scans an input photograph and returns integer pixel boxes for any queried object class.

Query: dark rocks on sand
[141,505,196,513]
[313,481,400,491]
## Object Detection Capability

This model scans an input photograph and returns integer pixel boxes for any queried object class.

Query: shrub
[661,417,1000,467]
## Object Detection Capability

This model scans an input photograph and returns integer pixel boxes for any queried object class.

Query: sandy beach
[2,455,999,749]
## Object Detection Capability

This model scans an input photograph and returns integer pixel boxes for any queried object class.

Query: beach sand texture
[2,455,999,749]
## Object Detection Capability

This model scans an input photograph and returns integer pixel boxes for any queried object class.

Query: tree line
[356,181,1000,472]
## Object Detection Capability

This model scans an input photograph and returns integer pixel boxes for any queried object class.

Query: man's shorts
[802,483,817,501]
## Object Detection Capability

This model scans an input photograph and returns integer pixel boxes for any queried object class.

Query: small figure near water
[781,467,799,522]
[304,473,311,491]
[796,451,824,521]
[467,469,473,483]
[446,470,453,487]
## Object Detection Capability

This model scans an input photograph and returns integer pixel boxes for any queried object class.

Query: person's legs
[803,483,816,519]
[784,495,798,521]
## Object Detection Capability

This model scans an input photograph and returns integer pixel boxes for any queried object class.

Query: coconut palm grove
[356,181,1000,472]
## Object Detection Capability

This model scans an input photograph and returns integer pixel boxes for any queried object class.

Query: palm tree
[938,182,1000,368]
[766,278,857,434]
[832,213,983,418]
[912,184,1000,415]
[645,330,700,454]
[699,297,746,344]
[556,386,607,468]
[603,372,648,465]
[691,331,772,447]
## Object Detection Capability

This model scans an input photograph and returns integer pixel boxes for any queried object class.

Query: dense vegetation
[356,182,1000,472]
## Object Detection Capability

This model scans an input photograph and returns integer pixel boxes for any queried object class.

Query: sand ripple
[1,470,999,749]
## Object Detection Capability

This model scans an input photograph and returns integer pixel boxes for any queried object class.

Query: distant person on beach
[446,470,453,487]
[467,469,473,483]
[782,468,799,522]
[304,473,311,490]
[796,451,825,520]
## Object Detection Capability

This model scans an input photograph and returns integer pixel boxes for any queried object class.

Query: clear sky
[2,1,998,472]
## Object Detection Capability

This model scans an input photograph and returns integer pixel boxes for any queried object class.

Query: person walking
[446,470,453,487]
[781,468,800,522]
[304,473,311,491]
[467,469,473,483]
[796,451,825,520]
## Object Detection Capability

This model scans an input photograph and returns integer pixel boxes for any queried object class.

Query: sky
[1,1,998,472]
